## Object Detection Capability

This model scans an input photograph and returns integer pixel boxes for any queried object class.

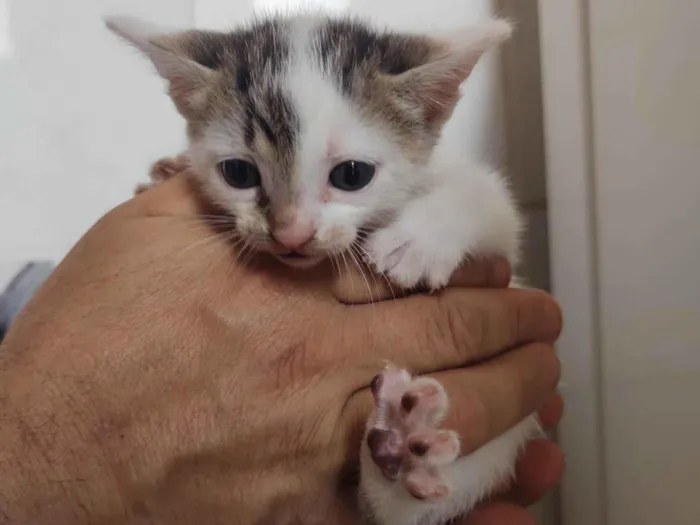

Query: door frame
[537,1,606,524]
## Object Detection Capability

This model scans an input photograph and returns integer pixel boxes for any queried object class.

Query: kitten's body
[107,11,539,525]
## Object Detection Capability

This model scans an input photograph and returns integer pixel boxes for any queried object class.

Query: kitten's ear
[105,16,217,117]
[394,19,513,128]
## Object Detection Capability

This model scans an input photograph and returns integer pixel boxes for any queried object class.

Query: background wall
[0,0,191,271]
[590,1,700,523]
[540,0,700,524]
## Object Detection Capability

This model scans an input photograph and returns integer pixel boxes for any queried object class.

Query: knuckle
[509,288,564,345]
[435,295,482,363]
[537,344,562,390]
[266,326,336,393]
[546,297,564,341]
[521,343,561,395]
[528,289,564,341]
[450,385,490,453]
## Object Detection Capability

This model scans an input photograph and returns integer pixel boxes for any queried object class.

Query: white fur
[360,416,541,525]
[366,147,522,290]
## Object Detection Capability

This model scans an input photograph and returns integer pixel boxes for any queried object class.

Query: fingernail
[492,257,512,287]
[370,373,384,400]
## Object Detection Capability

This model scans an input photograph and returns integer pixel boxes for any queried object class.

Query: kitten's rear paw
[366,225,464,291]
[364,366,460,501]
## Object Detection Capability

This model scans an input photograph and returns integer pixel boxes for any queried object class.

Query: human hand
[0,175,562,524]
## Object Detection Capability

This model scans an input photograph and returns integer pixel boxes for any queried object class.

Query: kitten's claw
[366,226,463,291]
[364,367,459,501]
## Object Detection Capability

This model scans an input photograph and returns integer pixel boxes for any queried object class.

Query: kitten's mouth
[275,251,325,269]
[281,251,305,258]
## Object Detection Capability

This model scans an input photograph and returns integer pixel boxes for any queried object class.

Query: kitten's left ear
[105,16,217,118]
[393,18,513,129]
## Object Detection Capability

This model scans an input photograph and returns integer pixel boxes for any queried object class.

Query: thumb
[332,256,512,304]
[338,286,562,384]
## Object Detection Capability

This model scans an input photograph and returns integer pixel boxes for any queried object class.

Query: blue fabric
[0,261,55,343]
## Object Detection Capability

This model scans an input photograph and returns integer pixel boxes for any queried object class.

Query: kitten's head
[107,13,511,268]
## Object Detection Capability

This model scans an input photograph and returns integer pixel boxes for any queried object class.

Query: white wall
[541,1,700,524]
[590,1,700,524]
[0,0,192,267]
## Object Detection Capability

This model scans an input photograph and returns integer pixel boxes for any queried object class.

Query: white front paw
[366,224,464,291]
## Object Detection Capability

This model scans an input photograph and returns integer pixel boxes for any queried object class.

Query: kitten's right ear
[390,18,513,130]
[105,15,216,117]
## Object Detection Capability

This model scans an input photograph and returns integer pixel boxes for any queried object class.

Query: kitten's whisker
[214,239,256,306]
[350,244,380,303]
[347,246,375,307]
[238,241,258,270]
[357,244,397,303]
[351,243,382,291]
[329,251,340,276]
[176,228,238,257]
[339,251,355,297]
[162,214,238,226]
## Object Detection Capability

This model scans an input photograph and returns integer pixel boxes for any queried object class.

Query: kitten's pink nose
[272,221,316,251]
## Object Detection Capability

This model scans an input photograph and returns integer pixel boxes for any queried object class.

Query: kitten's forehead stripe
[184,19,287,73]
[313,19,434,94]
[307,18,439,155]
[188,18,300,165]
[186,14,443,179]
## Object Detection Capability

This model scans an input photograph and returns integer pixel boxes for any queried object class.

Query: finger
[507,439,565,506]
[537,394,564,430]
[433,344,560,455]
[448,256,512,288]
[331,257,512,304]
[460,502,535,525]
[331,259,404,303]
[341,287,562,379]
[342,343,560,462]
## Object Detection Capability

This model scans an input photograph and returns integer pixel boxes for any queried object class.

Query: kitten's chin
[274,253,326,269]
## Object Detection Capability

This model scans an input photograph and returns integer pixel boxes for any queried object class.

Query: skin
[0,174,563,525]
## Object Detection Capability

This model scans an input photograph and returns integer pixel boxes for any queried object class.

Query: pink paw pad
[365,366,460,500]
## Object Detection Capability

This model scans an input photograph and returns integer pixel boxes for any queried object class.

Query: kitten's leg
[361,164,535,525]
[134,154,190,195]
[362,367,459,498]
[359,366,540,525]
[366,165,520,290]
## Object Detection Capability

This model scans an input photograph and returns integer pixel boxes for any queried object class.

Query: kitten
[106,11,539,525]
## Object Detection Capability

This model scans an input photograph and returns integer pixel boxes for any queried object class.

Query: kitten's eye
[218,159,261,189]
[329,161,376,191]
